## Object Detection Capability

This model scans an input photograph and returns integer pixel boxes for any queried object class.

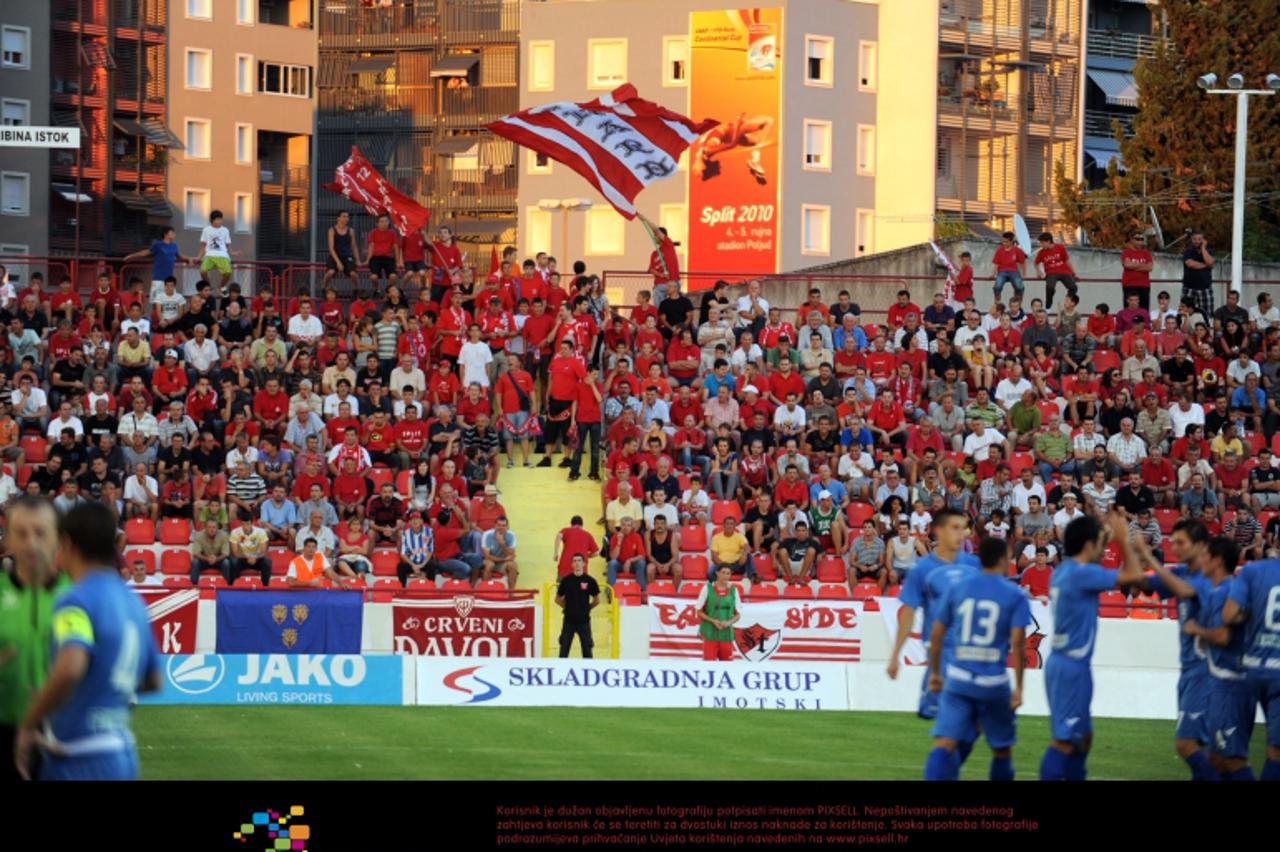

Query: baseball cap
[483,484,499,495]
[164,349,179,359]
[818,489,832,500]
[743,385,759,395]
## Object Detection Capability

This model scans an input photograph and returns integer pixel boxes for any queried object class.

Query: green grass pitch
[132,706,1269,780]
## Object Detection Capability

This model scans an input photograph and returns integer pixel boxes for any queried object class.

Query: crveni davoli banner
[393,596,537,657]
[649,595,862,662]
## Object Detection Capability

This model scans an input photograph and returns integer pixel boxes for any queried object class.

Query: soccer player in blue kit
[923,537,1029,781]
[1182,538,1255,780]
[887,508,981,721]
[1130,518,1217,780]
[14,503,161,781]
[1221,552,1280,781]
[1040,512,1147,781]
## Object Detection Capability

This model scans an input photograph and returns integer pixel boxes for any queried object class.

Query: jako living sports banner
[649,595,862,662]
[687,8,782,278]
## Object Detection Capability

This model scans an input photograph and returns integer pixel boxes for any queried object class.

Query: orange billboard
[687,8,782,281]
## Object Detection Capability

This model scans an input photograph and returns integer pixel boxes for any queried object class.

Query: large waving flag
[487,84,716,219]
[323,146,431,236]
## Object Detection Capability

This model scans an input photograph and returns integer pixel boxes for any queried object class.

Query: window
[588,39,627,90]
[527,149,552,175]
[663,36,688,87]
[936,137,951,178]
[235,124,253,165]
[258,62,312,98]
[186,48,212,90]
[236,54,253,95]
[1,98,29,126]
[1,172,30,216]
[184,188,211,229]
[184,119,211,160]
[856,209,874,258]
[857,124,876,176]
[186,0,212,20]
[805,36,833,87]
[236,0,254,25]
[525,207,551,255]
[234,193,252,234]
[858,41,878,92]
[2,25,31,70]
[584,207,624,255]
[528,40,554,92]
[659,204,687,261]
[801,205,830,256]
[803,120,832,172]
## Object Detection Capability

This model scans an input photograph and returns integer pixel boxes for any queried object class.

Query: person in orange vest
[286,538,338,589]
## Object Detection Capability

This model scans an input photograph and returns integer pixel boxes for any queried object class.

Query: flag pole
[637,214,671,282]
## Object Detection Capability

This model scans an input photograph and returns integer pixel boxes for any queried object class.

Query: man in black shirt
[1251,448,1280,511]
[829,291,862,328]
[556,553,599,658]
[1161,344,1196,396]
[1113,471,1155,519]
[1212,288,1249,332]
[356,354,388,396]
[806,363,841,403]
[31,455,68,496]
[773,520,820,586]
[742,490,780,553]
[643,456,681,504]
[48,428,88,479]
[657,281,695,339]
[84,433,125,472]
[217,301,254,346]
[741,410,775,455]
[1204,395,1232,438]
[49,349,87,408]
[285,350,324,397]
[181,294,218,338]
[1181,230,1216,318]
[697,279,731,326]
[82,401,118,448]
[1046,480,1084,512]
[927,338,967,382]
[189,432,226,475]
[156,433,192,484]
[77,456,120,502]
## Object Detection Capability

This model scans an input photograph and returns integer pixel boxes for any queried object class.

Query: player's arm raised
[1107,510,1145,586]
[1132,533,1197,599]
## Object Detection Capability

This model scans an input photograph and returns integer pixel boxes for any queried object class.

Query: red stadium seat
[752,553,777,581]
[884,584,901,598]
[1258,510,1278,531]
[676,581,705,599]
[747,584,780,600]
[124,517,155,545]
[162,577,192,589]
[1099,590,1129,618]
[851,583,879,603]
[1273,432,1280,456]
[159,518,192,545]
[267,577,290,589]
[1008,452,1035,478]
[371,550,400,577]
[710,500,742,525]
[816,557,846,584]
[782,583,814,599]
[160,549,192,576]
[122,548,156,575]
[1101,541,1121,569]
[268,549,296,577]
[395,469,413,498]
[679,554,709,582]
[818,584,850,599]
[441,579,472,594]
[232,576,262,590]
[406,578,434,590]
[678,525,708,553]
[1036,400,1059,422]
[1154,509,1180,535]
[369,578,399,590]
[648,580,678,597]
[334,521,350,541]
[16,464,33,488]
[367,466,394,493]
[1130,592,1162,620]
[19,436,47,464]
[476,579,508,599]
[845,502,875,528]
[197,575,227,589]
[676,474,691,492]
[612,579,642,604]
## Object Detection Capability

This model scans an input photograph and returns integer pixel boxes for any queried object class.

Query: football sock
[990,756,1014,781]
[1224,766,1256,782]
[1261,760,1280,782]
[1064,750,1088,781]
[1186,751,1217,781]
[924,747,960,781]
[1039,747,1068,781]
[957,739,975,766]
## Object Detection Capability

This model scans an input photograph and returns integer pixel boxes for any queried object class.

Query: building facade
[316,0,520,266]
[167,0,317,264]
[0,2,51,260]
[1081,0,1162,188]
[519,0,880,281]
[934,0,1084,236]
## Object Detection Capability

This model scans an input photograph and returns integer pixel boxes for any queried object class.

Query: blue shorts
[1250,676,1280,747]
[1208,682,1256,760]
[40,748,139,781]
[932,686,1016,749]
[501,411,530,441]
[1175,669,1212,744]
[1045,655,1093,746]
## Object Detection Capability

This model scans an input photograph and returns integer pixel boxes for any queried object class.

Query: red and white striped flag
[487,84,716,219]
[323,146,431,236]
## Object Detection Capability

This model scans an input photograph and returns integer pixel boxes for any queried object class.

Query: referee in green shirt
[0,496,66,780]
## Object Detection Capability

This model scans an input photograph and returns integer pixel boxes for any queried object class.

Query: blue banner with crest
[215,591,363,654]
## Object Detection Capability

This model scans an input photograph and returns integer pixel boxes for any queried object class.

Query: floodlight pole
[1203,87,1274,294]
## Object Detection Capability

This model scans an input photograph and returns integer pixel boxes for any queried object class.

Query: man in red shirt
[151,349,189,411]
[428,225,464,302]
[1141,446,1178,508]
[436,288,471,366]
[885,290,921,329]
[400,224,429,290]
[361,410,398,469]
[796,288,831,328]
[569,366,603,482]
[394,404,430,469]
[864,337,897,387]
[292,457,330,502]
[1033,232,1077,311]
[478,296,517,375]
[641,213,681,295]
[867,389,907,448]
[495,362,537,468]
[767,356,806,407]
[1120,231,1155,311]
[364,214,401,295]
[541,339,585,468]
[428,359,462,409]
[252,378,289,437]
[773,464,810,511]
[554,516,599,578]
[991,231,1027,302]
[521,297,557,401]
[332,456,370,521]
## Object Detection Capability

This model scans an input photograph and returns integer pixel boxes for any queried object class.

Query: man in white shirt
[994,362,1033,410]
[457,324,494,388]
[294,509,337,560]
[183,323,220,375]
[773,394,807,436]
[735,279,769,332]
[1168,395,1205,438]
[962,419,1007,462]
[1052,493,1084,540]
[153,278,187,331]
[119,303,152,340]
[196,208,236,287]
[952,312,984,354]
[123,462,159,520]
[1226,349,1261,386]
[287,300,324,346]
[1249,292,1279,332]
[117,395,159,447]
[323,382,361,419]
[44,401,84,440]
[388,353,427,401]
[1011,467,1047,515]
[224,432,260,472]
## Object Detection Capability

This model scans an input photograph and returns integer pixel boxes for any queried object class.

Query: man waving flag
[323,146,431,236]
[487,84,716,219]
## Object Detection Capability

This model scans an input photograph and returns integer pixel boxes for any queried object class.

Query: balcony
[939,0,1081,53]
[1084,108,1135,138]
[320,0,441,49]
[113,0,167,34]
[440,0,519,45]
[438,85,515,127]
[1087,28,1163,61]
[112,149,166,186]
[317,87,425,131]
[260,162,312,198]
[428,166,516,212]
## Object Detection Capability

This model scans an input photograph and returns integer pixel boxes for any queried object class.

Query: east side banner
[215,590,363,654]
[878,596,1053,670]
[649,595,862,662]
[687,8,782,278]
[134,587,199,655]
[393,596,537,657]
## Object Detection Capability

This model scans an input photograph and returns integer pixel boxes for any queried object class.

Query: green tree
[1055,1,1280,260]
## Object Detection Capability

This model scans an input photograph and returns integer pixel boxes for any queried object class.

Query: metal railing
[1084,108,1135,138]
[1087,28,1163,61]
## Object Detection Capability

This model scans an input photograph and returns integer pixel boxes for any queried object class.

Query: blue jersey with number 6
[1227,558,1280,681]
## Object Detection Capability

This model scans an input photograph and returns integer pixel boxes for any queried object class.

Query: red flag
[487,84,716,219]
[488,245,500,277]
[323,146,430,236]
